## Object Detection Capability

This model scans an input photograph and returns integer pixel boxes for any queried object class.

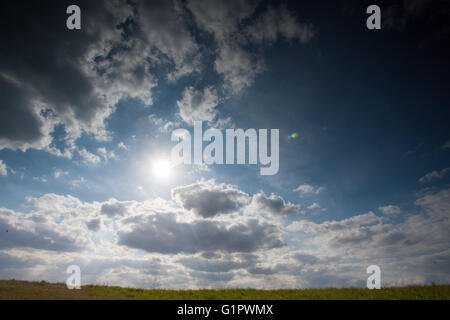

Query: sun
[152,159,172,179]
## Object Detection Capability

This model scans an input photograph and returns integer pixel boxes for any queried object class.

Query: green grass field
[0,280,449,300]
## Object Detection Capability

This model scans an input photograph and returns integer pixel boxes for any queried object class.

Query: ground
[0,280,449,300]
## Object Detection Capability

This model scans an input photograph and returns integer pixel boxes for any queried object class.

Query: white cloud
[97,147,115,161]
[78,149,101,164]
[0,160,7,176]
[293,184,325,195]
[379,205,402,215]
[118,141,127,150]
[1,187,450,288]
[53,169,69,179]
[188,0,314,95]
[246,192,300,216]
[415,188,450,220]
[177,87,219,124]
[442,141,450,149]
[308,203,320,210]
[419,167,450,183]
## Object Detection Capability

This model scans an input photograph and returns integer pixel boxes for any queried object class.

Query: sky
[0,0,449,289]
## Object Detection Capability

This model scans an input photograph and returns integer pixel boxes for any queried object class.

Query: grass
[0,280,449,300]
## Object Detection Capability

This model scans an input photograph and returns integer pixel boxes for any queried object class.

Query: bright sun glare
[152,159,172,179]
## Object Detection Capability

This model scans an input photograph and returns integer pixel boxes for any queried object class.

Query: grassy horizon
[0,280,449,300]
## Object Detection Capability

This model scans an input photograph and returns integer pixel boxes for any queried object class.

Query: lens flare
[288,133,299,140]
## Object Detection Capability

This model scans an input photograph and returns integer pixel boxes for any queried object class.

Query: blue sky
[0,0,449,289]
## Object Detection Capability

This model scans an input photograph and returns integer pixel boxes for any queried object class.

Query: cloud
[288,211,381,234]
[379,205,402,215]
[442,141,450,149]
[0,189,449,288]
[136,0,200,80]
[188,0,314,94]
[415,188,450,220]
[0,0,315,157]
[287,189,450,263]
[53,169,68,179]
[101,200,130,217]
[97,147,115,161]
[171,179,249,218]
[177,87,219,124]
[307,203,320,210]
[78,149,101,165]
[246,192,300,216]
[292,252,320,266]
[0,160,7,176]
[118,213,284,254]
[0,1,139,154]
[419,168,450,183]
[118,142,127,150]
[293,184,325,195]
[245,5,314,45]
[86,219,101,232]
[178,253,257,273]
[0,208,85,252]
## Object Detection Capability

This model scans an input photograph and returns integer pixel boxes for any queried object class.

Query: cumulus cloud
[136,0,200,80]
[288,189,450,263]
[0,208,85,252]
[119,213,284,254]
[171,179,249,218]
[415,188,450,220]
[177,87,219,124]
[307,203,320,210]
[0,0,199,156]
[379,205,402,215]
[0,1,138,154]
[1,0,316,157]
[118,142,127,150]
[101,201,130,217]
[246,192,300,216]
[245,5,314,45]
[53,169,68,179]
[418,168,450,183]
[0,188,449,288]
[0,160,7,176]
[178,253,257,273]
[86,219,102,232]
[188,0,314,94]
[293,184,325,195]
[78,149,101,164]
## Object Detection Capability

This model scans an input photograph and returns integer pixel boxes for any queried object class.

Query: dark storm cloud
[171,180,249,218]
[118,213,284,254]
